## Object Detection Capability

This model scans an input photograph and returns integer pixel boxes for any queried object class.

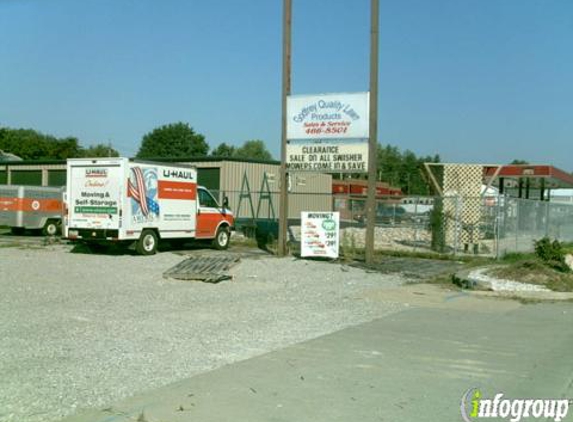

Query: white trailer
[64,158,234,254]
[0,184,63,235]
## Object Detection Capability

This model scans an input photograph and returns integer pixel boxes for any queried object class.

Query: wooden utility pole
[365,0,379,265]
[278,0,292,256]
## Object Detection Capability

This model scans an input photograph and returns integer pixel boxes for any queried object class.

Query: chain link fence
[214,189,573,258]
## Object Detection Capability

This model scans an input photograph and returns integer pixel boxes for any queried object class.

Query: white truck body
[64,158,233,249]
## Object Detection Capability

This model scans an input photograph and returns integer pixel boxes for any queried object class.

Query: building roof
[484,164,573,189]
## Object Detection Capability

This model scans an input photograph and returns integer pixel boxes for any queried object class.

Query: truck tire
[43,220,59,237]
[213,226,230,250]
[136,230,158,255]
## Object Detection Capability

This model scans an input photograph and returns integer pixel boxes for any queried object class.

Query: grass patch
[489,259,573,292]
[472,238,573,292]
[500,252,536,263]
[372,248,493,266]
[430,243,573,291]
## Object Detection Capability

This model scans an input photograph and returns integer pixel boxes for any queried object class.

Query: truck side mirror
[223,196,229,209]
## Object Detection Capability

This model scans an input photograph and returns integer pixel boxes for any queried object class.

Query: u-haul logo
[86,169,108,178]
[162,169,195,181]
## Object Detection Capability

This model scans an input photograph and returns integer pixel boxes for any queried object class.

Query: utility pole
[365,0,379,265]
[278,0,292,257]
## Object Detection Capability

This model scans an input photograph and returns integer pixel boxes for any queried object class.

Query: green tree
[510,159,529,165]
[81,143,120,157]
[372,143,440,195]
[234,139,273,161]
[136,122,209,159]
[0,127,81,160]
[211,142,236,158]
[48,137,82,159]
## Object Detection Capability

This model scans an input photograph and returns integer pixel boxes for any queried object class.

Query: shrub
[534,237,570,273]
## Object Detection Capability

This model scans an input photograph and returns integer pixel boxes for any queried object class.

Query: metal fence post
[545,201,550,238]
[515,198,519,252]
[413,197,419,253]
[495,195,501,259]
[453,195,460,256]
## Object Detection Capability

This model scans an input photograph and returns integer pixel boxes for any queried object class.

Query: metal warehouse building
[0,157,332,220]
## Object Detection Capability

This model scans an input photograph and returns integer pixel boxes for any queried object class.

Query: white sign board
[301,211,340,259]
[286,141,368,173]
[287,92,369,140]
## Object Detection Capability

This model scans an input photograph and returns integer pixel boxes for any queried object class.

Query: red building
[332,179,402,221]
[332,179,402,197]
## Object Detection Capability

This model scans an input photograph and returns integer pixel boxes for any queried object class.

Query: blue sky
[0,0,571,169]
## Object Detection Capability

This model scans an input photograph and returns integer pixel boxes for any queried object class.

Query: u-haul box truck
[0,185,64,235]
[64,157,234,254]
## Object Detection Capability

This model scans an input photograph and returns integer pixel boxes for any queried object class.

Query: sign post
[365,0,379,265]
[278,0,292,257]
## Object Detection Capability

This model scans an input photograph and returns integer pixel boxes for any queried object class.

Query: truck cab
[196,186,234,244]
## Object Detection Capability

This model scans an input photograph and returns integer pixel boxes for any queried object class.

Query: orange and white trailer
[64,157,234,255]
[0,185,63,235]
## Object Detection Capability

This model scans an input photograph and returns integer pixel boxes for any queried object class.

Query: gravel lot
[0,243,406,422]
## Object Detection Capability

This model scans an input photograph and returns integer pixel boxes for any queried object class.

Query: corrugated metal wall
[287,172,332,218]
[219,161,332,219]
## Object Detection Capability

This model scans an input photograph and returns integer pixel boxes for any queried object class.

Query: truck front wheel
[137,230,158,255]
[213,226,230,250]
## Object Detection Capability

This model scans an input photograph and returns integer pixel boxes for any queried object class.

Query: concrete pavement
[62,286,573,422]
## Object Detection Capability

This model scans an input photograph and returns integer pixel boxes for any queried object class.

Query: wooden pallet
[163,255,241,283]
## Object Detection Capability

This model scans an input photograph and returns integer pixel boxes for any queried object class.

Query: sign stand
[278,0,292,257]
[278,0,379,263]
[365,0,379,265]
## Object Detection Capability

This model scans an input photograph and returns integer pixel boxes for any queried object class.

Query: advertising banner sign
[286,141,368,173]
[287,92,369,140]
[301,211,340,259]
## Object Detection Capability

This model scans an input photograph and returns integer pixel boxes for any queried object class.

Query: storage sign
[287,92,369,140]
[286,141,368,172]
[301,211,340,259]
